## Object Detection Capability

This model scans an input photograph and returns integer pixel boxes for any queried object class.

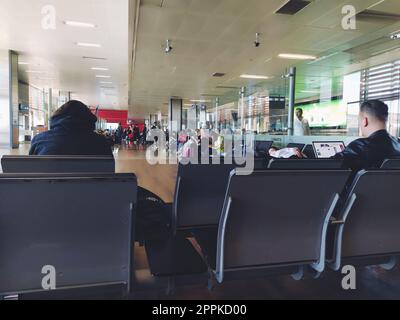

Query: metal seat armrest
[328,193,357,271]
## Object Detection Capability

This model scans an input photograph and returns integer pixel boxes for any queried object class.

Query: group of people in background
[96,124,149,148]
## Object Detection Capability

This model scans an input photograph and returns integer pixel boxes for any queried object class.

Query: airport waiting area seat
[172,162,236,234]
[330,169,400,271]
[0,173,137,299]
[144,161,235,285]
[1,155,115,174]
[194,169,351,285]
[146,156,362,289]
[170,158,339,236]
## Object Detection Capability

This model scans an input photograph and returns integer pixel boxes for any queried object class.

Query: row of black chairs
[168,157,400,287]
[1,155,400,297]
[172,159,344,233]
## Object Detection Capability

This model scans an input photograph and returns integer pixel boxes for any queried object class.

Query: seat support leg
[380,257,398,271]
[166,276,176,296]
[207,268,216,291]
[291,266,304,281]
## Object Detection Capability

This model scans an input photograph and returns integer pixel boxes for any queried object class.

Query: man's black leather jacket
[334,130,400,170]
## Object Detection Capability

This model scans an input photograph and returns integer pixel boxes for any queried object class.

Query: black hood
[50,113,97,132]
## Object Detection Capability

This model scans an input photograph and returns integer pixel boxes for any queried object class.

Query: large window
[345,61,400,137]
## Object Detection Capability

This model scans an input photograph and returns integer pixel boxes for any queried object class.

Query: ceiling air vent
[275,0,311,15]
[212,72,226,77]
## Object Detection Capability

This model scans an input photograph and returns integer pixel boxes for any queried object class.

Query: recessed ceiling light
[96,75,111,78]
[278,53,317,60]
[64,21,97,28]
[77,42,101,48]
[240,74,270,80]
[83,56,107,61]
[91,67,109,71]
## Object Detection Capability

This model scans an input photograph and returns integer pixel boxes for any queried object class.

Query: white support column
[239,87,245,130]
[0,50,19,149]
[169,97,182,134]
[288,67,296,136]
[215,97,219,130]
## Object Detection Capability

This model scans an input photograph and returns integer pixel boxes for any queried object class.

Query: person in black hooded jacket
[29,100,113,156]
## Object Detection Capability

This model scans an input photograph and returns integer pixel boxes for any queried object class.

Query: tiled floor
[2,144,400,300]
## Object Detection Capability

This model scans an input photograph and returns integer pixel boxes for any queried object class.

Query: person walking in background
[141,125,148,146]
[134,125,140,144]
[115,123,123,145]
[294,108,311,136]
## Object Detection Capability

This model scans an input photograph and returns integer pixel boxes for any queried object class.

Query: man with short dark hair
[335,100,400,170]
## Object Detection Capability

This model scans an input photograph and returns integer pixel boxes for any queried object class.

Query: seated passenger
[334,100,400,170]
[29,100,113,156]
[269,147,304,159]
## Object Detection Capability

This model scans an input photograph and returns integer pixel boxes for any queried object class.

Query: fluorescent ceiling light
[301,90,320,94]
[190,99,211,103]
[240,74,270,80]
[278,53,317,60]
[96,75,111,78]
[91,67,109,71]
[308,52,339,64]
[100,81,113,84]
[83,56,107,61]
[77,42,101,48]
[64,21,97,28]
[18,62,30,65]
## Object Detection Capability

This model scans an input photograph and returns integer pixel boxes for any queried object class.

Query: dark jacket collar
[368,129,389,139]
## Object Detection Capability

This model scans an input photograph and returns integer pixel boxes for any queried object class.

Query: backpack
[134,187,172,243]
